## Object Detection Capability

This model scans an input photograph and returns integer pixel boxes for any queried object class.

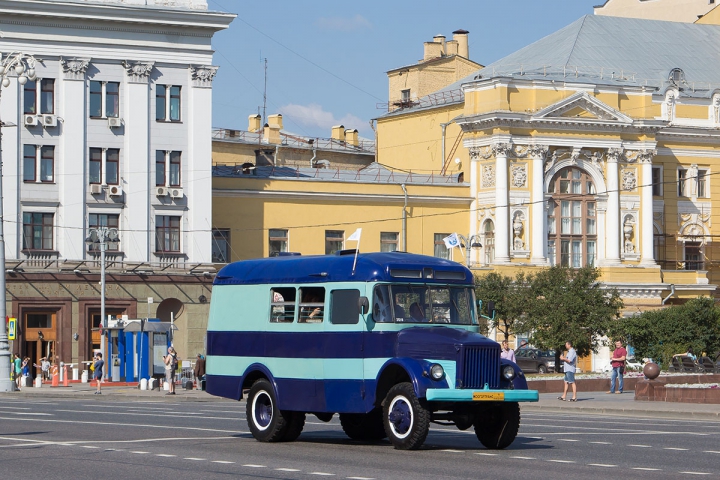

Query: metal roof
[381,14,720,118]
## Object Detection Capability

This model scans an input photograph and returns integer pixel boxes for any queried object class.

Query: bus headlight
[502,365,516,380]
[429,363,445,380]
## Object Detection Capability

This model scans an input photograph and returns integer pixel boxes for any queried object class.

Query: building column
[493,143,511,263]
[529,145,548,265]
[639,151,656,266]
[604,148,622,265]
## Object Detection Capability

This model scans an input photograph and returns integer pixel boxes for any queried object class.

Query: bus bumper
[425,388,539,403]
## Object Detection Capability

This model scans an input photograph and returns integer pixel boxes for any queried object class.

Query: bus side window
[299,287,325,323]
[330,289,360,325]
[372,285,392,323]
[270,287,296,323]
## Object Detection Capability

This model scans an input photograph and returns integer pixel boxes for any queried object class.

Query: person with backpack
[164,346,179,395]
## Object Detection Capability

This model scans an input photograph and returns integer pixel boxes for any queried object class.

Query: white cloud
[314,14,372,32]
[280,103,366,135]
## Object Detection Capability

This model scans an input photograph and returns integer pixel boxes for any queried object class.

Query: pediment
[532,92,633,124]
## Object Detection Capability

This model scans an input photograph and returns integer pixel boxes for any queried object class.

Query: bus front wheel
[382,382,430,450]
[246,378,300,442]
[473,402,520,449]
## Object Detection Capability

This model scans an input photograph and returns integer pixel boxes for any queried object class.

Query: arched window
[547,167,597,267]
[482,220,495,264]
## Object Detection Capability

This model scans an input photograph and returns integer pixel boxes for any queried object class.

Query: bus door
[323,287,366,412]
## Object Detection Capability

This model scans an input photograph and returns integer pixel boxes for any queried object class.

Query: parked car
[515,348,556,374]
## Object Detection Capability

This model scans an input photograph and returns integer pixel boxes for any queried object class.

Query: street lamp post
[0,52,38,392]
[457,234,483,267]
[85,227,120,374]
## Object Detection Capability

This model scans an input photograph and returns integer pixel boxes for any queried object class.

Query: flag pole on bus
[347,228,362,274]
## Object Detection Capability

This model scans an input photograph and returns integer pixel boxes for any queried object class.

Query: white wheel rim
[251,390,273,432]
[388,395,414,440]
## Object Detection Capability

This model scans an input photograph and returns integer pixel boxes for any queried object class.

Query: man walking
[608,339,627,394]
[558,341,577,402]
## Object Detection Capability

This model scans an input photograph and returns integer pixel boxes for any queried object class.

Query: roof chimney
[267,113,283,131]
[452,29,469,59]
[345,129,358,146]
[331,125,346,142]
[248,114,261,132]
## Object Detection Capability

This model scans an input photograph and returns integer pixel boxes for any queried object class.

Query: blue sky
[208,0,601,139]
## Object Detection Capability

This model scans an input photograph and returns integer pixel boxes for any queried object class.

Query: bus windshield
[372,284,476,325]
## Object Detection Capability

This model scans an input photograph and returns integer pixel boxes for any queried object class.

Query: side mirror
[486,301,496,318]
[358,296,369,315]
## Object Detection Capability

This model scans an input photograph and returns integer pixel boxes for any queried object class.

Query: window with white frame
[155,150,181,187]
[89,148,120,185]
[23,145,54,183]
[22,212,54,251]
[212,228,230,263]
[652,166,663,196]
[156,85,181,122]
[89,81,120,118]
[482,220,495,264]
[269,229,288,256]
[678,167,709,198]
[380,232,399,252]
[155,215,181,253]
[23,79,55,115]
[434,233,451,260]
[698,169,709,198]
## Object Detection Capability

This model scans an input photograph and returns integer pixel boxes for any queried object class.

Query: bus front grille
[459,346,500,389]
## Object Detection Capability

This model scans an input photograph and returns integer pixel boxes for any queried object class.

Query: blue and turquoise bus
[206,251,538,450]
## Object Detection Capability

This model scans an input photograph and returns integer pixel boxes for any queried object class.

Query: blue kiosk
[104,318,174,382]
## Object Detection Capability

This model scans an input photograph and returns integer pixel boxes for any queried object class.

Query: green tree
[517,265,624,358]
[474,271,530,340]
[608,296,720,367]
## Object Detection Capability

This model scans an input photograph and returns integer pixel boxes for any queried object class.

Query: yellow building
[595,0,719,23]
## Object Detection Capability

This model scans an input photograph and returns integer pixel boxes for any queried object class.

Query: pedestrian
[608,339,627,394]
[33,357,51,382]
[500,340,516,363]
[164,346,179,395]
[20,357,30,387]
[93,352,104,394]
[13,354,22,390]
[558,341,577,402]
[673,347,696,361]
[193,353,206,390]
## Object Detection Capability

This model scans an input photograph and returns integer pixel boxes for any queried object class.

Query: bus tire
[382,382,429,450]
[339,409,387,441]
[280,412,306,442]
[473,402,520,450]
[246,379,292,442]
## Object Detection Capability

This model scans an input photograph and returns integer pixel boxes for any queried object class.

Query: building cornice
[457,113,665,135]
[213,188,473,205]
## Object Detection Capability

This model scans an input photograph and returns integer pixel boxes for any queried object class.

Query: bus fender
[375,357,450,404]
[239,363,278,401]
[500,360,529,390]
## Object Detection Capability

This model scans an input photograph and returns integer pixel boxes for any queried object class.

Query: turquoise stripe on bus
[207,355,393,380]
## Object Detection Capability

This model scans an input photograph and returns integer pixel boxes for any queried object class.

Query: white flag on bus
[347,228,362,242]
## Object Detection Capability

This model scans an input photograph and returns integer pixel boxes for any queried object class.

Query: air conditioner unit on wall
[42,115,58,127]
[24,115,38,126]
[108,185,123,196]
[156,186,168,196]
[90,184,103,195]
[108,117,123,128]
[170,187,183,199]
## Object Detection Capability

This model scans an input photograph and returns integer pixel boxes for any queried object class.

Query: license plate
[473,392,504,401]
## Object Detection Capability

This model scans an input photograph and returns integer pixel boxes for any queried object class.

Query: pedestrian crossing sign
[8,318,16,340]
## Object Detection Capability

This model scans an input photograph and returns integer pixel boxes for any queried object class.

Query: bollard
[63,365,69,387]
[81,370,88,383]
[148,378,157,390]
[72,368,79,381]
[34,376,42,388]
[163,381,170,391]
[140,378,148,391]
[51,365,59,387]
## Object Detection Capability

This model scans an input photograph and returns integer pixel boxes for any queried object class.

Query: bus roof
[213,251,474,286]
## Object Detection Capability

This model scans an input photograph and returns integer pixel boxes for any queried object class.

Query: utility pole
[262,58,267,126]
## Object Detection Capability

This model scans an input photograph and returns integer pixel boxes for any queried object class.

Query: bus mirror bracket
[358,296,369,315]
[477,299,496,321]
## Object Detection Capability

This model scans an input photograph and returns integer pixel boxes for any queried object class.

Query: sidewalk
[521,392,720,421]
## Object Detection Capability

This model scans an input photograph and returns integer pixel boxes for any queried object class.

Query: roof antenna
[262,58,268,127]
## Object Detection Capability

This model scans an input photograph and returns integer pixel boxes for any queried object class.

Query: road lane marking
[184,458,206,461]
[212,461,235,464]
[679,472,711,476]
[81,446,99,449]
[632,467,660,471]
[243,464,266,468]
[665,447,689,451]
[475,453,498,456]
[276,468,301,472]
[547,460,575,463]
[557,439,579,442]
[510,456,535,460]
[588,464,616,467]
[155,454,176,457]
[12,413,53,416]
[346,477,375,480]
[440,449,463,453]
[130,451,149,454]
[627,444,651,447]
[703,450,720,454]
[309,473,335,476]
[589,441,611,445]
[0,416,244,434]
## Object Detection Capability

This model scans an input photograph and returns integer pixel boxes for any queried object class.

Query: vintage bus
[206,251,538,450]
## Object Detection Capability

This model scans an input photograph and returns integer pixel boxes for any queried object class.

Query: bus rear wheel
[246,378,301,442]
[473,402,520,449]
[339,409,387,441]
[382,382,429,450]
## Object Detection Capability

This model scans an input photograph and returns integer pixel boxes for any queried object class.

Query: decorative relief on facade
[662,89,677,121]
[544,147,605,180]
[527,144,549,159]
[122,60,155,83]
[492,142,513,157]
[679,212,711,238]
[606,147,623,163]
[190,65,219,87]
[59,57,90,80]
[481,164,495,188]
[511,164,527,188]
[710,94,720,125]
[512,211,525,250]
[621,169,637,191]
[624,149,656,164]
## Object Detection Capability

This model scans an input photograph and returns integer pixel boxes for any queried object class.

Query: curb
[521,404,720,420]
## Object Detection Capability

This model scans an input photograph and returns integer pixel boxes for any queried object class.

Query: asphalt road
[0,397,718,480]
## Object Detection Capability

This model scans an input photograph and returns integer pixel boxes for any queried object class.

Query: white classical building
[0,0,234,370]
